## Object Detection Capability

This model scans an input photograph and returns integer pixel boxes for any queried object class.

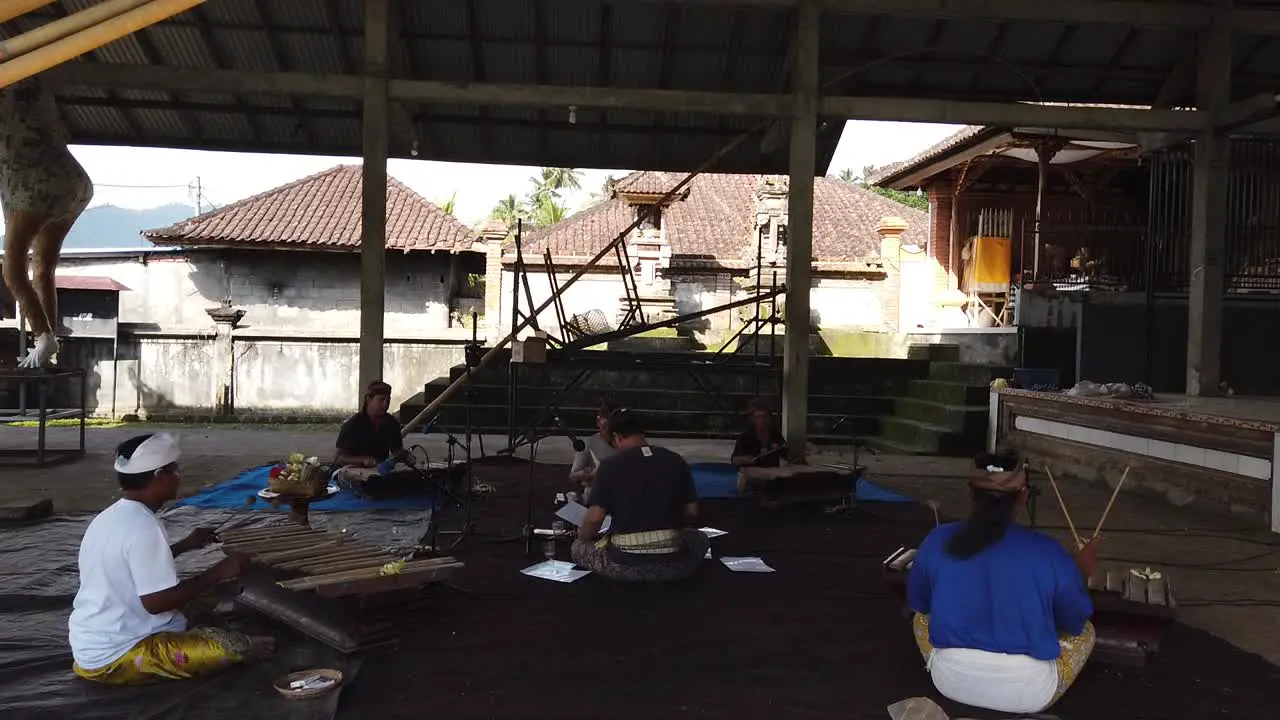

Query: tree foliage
[831,166,929,213]
[488,167,583,231]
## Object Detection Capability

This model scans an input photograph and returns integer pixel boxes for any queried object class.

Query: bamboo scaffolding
[0,0,154,62]
[0,0,209,88]
[398,124,764,437]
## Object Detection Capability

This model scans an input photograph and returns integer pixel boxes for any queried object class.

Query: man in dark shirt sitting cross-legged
[333,381,408,491]
[572,409,709,583]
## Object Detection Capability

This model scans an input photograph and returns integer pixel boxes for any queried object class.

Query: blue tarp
[174,464,436,512]
[689,462,911,503]
[178,460,911,513]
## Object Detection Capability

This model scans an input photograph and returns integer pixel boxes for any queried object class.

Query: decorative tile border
[998,388,1280,433]
[1014,416,1273,481]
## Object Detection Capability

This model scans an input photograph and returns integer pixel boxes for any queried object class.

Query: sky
[1,120,961,233]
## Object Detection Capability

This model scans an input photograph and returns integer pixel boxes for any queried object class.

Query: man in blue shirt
[907,454,1098,714]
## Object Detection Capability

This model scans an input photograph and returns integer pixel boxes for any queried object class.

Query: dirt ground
[2,423,1278,668]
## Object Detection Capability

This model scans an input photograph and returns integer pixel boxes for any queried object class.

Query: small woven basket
[273,668,343,701]
[268,462,328,497]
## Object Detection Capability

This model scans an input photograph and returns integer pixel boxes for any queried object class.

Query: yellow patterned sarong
[73,627,252,685]
[912,613,1095,707]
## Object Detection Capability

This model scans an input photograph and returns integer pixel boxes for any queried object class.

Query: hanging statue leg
[3,209,60,370]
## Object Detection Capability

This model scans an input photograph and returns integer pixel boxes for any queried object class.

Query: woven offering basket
[273,668,343,701]
[268,462,328,497]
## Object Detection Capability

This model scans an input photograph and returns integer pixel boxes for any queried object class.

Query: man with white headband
[68,433,275,685]
[905,453,1098,714]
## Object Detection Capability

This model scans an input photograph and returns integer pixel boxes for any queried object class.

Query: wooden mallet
[1091,465,1131,542]
[1042,465,1084,549]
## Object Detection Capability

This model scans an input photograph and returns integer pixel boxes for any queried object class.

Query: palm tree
[489,194,527,232]
[837,168,857,183]
[530,197,568,227]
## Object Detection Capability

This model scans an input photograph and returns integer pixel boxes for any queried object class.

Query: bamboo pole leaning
[0,0,209,89]
[0,0,155,63]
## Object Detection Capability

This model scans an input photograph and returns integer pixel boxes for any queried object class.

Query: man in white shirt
[568,403,617,503]
[68,433,274,684]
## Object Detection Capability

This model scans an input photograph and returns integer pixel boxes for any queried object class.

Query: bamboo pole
[0,0,57,25]
[252,541,341,565]
[0,0,209,89]
[0,0,154,62]
[297,554,455,576]
[219,526,321,543]
[399,124,763,437]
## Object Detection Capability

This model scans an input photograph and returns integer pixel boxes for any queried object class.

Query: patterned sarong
[911,613,1095,709]
[572,529,709,583]
[72,627,253,685]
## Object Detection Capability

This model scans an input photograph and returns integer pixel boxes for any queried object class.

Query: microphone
[554,416,586,452]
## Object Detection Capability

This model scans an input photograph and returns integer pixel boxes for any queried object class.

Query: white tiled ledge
[1014,415,1273,481]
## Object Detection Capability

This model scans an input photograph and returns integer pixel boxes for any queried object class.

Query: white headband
[114,433,181,474]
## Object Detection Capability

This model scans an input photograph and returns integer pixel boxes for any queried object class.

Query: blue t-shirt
[907,522,1093,661]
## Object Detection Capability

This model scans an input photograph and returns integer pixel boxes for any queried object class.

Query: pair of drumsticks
[1043,464,1130,549]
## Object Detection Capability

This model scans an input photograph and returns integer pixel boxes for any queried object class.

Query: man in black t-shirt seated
[571,409,710,583]
[731,398,788,468]
[333,381,407,488]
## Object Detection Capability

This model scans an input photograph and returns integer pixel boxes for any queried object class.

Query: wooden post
[359,0,390,398]
[782,0,819,459]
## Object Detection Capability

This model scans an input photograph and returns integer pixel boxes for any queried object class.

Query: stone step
[442,352,930,396]
[418,380,896,418]
[893,397,989,435]
[398,393,883,440]
[878,417,985,457]
[907,343,961,362]
[928,362,1013,386]
[906,379,991,406]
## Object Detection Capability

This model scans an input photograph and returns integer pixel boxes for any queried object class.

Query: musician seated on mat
[571,409,710,583]
[730,398,787,468]
[68,433,275,685]
[906,453,1098,715]
[335,380,408,476]
[568,402,618,503]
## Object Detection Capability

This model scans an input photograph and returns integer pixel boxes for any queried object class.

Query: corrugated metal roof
[4,2,1280,172]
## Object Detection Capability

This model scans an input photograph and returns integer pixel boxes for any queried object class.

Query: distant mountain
[1,203,195,250]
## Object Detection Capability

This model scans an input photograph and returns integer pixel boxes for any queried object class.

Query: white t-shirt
[68,499,188,669]
[928,647,1058,714]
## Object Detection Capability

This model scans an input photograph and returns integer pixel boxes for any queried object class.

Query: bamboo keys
[278,558,464,593]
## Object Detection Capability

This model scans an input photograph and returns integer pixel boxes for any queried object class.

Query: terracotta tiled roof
[144,165,478,252]
[516,171,926,267]
[866,125,991,187]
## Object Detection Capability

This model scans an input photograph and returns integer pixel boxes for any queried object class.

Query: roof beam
[656,0,1280,33]
[43,63,1210,133]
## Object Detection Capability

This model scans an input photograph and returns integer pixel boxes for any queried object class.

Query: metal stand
[424,315,498,553]
[0,369,88,466]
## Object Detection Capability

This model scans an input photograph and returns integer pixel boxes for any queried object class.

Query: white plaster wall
[46,249,475,416]
[810,277,886,329]
[499,269,624,338]
[57,249,469,337]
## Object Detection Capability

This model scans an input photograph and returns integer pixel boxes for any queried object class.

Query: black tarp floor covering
[3,460,1280,719]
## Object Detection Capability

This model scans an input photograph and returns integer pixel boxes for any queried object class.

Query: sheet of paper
[555,500,611,533]
[720,556,775,573]
[699,527,728,538]
[521,560,592,583]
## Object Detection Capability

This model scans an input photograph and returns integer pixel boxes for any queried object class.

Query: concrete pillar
[479,219,509,344]
[1187,8,1231,396]
[358,0,390,398]
[206,305,245,417]
[782,1,818,459]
